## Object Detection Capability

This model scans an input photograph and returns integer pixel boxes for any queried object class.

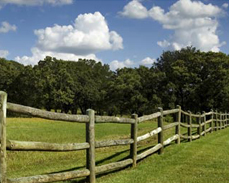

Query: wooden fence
[0,91,228,183]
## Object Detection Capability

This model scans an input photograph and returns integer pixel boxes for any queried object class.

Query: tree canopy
[1,47,229,115]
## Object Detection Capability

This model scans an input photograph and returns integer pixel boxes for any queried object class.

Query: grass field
[5,117,229,183]
[97,128,229,183]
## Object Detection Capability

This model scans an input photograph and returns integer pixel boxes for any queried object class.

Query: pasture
[97,127,229,183]
[6,117,172,181]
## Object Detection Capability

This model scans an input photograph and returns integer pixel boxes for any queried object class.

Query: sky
[0,0,228,70]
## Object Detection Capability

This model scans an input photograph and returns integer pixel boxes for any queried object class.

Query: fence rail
[0,91,229,183]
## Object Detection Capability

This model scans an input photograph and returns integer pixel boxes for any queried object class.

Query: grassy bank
[97,128,229,183]
[6,117,167,179]
[6,117,228,183]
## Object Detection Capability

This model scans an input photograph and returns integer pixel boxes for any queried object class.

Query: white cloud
[110,59,135,71]
[148,0,225,52]
[15,47,99,65]
[16,12,122,65]
[34,12,123,55]
[121,0,226,52]
[0,0,72,7]
[119,0,148,19]
[140,57,156,65]
[0,21,17,33]
[222,3,228,9]
[0,50,9,58]
[157,40,171,48]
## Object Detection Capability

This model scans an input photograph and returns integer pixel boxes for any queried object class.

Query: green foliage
[0,47,229,115]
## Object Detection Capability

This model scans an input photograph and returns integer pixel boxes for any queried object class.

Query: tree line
[1,47,229,116]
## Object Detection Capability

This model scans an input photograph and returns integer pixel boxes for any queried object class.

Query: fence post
[130,114,138,167]
[175,105,181,144]
[220,112,222,130]
[86,109,96,183]
[215,110,218,131]
[202,111,206,136]
[158,107,164,154]
[226,113,228,127]
[197,112,201,139]
[210,110,213,133]
[0,91,7,183]
[188,111,192,142]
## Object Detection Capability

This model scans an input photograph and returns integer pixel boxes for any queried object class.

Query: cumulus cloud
[149,0,225,52]
[34,12,123,55]
[222,3,228,9]
[121,0,226,52]
[0,50,9,58]
[0,0,72,7]
[16,12,122,65]
[119,0,148,19]
[0,21,17,33]
[110,59,135,71]
[15,47,99,65]
[140,57,156,65]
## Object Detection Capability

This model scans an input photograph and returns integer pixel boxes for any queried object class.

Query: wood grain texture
[7,169,90,183]
[138,112,161,123]
[163,134,179,146]
[6,140,89,151]
[137,127,162,142]
[0,91,7,183]
[95,159,133,174]
[137,143,163,161]
[95,139,134,148]
[86,109,95,183]
[7,103,89,123]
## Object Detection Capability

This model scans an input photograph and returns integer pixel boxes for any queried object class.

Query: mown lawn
[6,117,228,183]
[97,128,229,183]
[6,117,169,180]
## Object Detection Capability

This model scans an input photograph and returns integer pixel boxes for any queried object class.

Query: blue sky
[0,0,228,70]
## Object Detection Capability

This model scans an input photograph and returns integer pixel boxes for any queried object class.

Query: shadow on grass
[45,144,162,183]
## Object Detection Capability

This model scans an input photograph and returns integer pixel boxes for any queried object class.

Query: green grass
[97,128,229,183]
[6,117,162,179]
[6,117,229,183]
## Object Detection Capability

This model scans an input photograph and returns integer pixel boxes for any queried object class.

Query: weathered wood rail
[0,91,228,183]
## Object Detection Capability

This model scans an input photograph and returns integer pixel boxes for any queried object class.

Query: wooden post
[215,110,218,131]
[175,105,181,144]
[197,112,201,138]
[202,111,206,136]
[222,113,225,129]
[188,111,192,142]
[0,91,7,183]
[130,114,138,167]
[220,112,222,130]
[226,113,228,127]
[158,107,164,154]
[86,109,96,183]
[210,110,213,133]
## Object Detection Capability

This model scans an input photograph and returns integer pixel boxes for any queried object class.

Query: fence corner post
[158,107,164,154]
[175,105,181,144]
[130,114,138,167]
[86,109,96,183]
[188,111,192,142]
[0,91,7,183]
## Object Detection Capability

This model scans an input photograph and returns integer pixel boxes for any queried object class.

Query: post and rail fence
[0,91,228,183]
